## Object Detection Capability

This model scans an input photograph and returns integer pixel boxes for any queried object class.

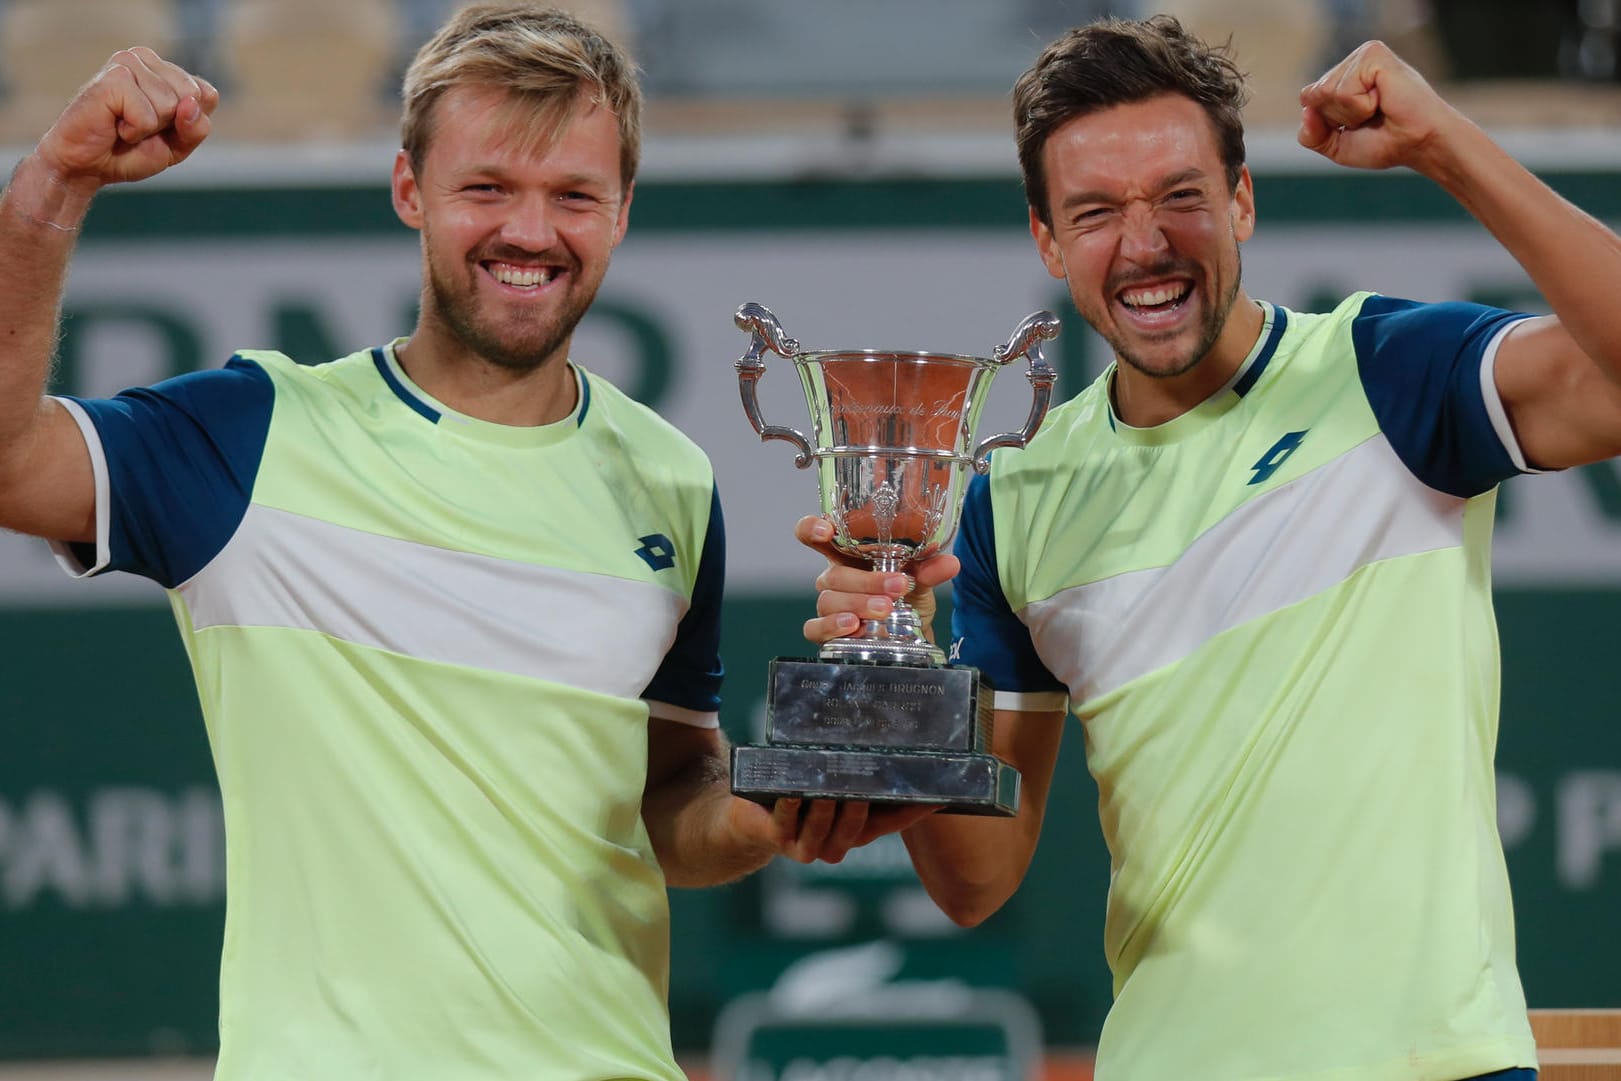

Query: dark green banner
[2,584,1617,1057]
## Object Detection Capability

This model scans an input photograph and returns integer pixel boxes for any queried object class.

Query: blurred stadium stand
[0,0,1619,150]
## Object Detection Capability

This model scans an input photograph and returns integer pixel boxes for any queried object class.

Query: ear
[612,181,634,248]
[392,149,423,230]
[1030,206,1067,280]
[1231,164,1256,244]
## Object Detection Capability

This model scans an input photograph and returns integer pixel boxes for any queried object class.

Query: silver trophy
[731,302,1059,816]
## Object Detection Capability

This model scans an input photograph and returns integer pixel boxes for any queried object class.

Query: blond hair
[401,3,642,187]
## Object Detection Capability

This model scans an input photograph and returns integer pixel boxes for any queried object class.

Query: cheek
[1169,215,1230,256]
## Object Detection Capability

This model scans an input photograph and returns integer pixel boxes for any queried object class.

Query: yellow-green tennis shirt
[51,343,724,1081]
[952,296,1541,1081]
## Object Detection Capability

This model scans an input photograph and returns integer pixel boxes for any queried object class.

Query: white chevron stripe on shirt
[178,502,687,703]
[1021,434,1466,704]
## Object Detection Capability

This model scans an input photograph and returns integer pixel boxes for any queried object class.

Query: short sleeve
[642,484,725,726]
[51,355,274,587]
[1351,296,1534,497]
[949,471,1066,701]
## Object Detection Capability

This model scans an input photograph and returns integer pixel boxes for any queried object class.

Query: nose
[1118,202,1169,264]
[500,193,560,251]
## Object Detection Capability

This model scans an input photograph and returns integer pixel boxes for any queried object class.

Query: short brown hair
[401,3,642,189]
[1014,15,1249,225]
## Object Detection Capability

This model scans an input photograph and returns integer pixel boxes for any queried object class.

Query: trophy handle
[735,302,814,468]
[971,310,1061,473]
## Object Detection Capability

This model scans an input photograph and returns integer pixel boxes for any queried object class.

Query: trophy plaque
[730,303,1059,816]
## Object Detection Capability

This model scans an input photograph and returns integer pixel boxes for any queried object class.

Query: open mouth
[1117,280,1192,317]
[486,261,563,289]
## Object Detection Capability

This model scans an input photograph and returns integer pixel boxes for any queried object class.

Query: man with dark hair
[804,15,1621,1081]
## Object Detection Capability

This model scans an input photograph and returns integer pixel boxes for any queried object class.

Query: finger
[92,59,161,147]
[911,553,959,590]
[788,799,837,862]
[795,514,856,565]
[815,588,894,621]
[111,49,184,144]
[770,797,804,846]
[1297,106,1336,154]
[805,611,860,644]
[795,514,833,549]
[1307,60,1382,130]
[858,803,940,842]
[817,801,872,864]
[194,76,221,116]
[814,562,909,598]
[164,95,212,161]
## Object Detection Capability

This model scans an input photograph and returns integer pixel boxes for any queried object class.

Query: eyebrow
[1057,167,1211,211]
[449,164,617,191]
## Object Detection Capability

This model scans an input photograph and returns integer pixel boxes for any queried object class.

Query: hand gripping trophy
[731,303,1059,815]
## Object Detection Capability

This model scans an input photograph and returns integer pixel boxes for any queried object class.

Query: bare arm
[1299,42,1621,470]
[641,718,936,888]
[903,706,1065,925]
[796,514,1061,924]
[0,48,216,541]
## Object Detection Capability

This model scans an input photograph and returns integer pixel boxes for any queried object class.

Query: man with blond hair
[0,4,927,1078]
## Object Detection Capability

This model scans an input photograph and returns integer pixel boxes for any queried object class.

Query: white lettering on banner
[1556,771,1621,889]
[0,787,224,909]
[1496,769,1621,890]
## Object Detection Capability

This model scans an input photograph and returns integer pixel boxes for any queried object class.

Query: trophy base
[731,743,1020,817]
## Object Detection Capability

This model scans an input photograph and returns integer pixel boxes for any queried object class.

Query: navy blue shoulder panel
[1351,295,1528,498]
[642,484,726,713]
[949,470,1065,695]
[65,355,274,587]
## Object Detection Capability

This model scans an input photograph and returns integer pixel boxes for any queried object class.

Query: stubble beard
[1107,249,1242,381]
[425,255,599,375]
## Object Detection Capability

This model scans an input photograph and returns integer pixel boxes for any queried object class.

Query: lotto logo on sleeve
[633,533,677,571]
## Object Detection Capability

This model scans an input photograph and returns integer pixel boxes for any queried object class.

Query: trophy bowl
[730,303,1059,816]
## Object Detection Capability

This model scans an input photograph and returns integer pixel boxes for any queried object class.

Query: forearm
[642,747,777,888]
[902,814,1038,927]
[1418,117,1621,375]
[0,156,97,474]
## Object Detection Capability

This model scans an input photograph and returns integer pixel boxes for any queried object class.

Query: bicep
[1494,315,1621,469]
[0,398,97,543]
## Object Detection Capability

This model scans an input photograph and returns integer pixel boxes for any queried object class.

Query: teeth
[1121,284,1188,308]
[492,265,556,287]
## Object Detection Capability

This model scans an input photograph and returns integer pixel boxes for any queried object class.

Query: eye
[1166,188,1202,205]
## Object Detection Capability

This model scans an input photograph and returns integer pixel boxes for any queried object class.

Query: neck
[394,324,577,427]
[1111,291,1264,428]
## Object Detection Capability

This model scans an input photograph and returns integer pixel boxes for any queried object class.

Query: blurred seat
[552,0,635,54]
[1157,0,1329,126]
[0,0,180,146]
[214,0,399,141]
[1529,1009,1621,1080]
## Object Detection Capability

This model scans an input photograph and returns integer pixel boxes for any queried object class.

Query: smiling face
[392,84,631,377]
[1031,93,1256,391]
